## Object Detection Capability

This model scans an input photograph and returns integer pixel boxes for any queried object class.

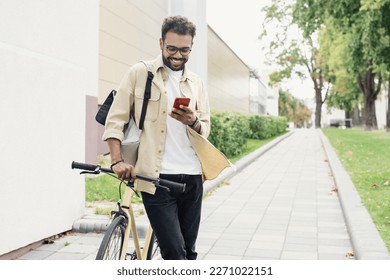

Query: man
[103,16,210,260]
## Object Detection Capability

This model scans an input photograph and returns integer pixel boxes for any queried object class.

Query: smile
[170,57,184,62]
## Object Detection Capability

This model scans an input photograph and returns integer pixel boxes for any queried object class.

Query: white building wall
[0,0,99,255]
[249,77,267,114]
[170,0,208,85]
[267,87,280,116]
[99,0,170,104]
[208,27,250,113]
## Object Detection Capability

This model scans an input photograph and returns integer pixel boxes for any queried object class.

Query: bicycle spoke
[96,216,126,260]
[104,226,123,259]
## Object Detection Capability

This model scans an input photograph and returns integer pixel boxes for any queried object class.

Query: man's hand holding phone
[169,97,199,130]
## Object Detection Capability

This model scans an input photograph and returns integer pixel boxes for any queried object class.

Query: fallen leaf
[43,238,54,244]
[329,186,338,196]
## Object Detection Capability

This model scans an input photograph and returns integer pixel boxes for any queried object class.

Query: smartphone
[173,97,190,109]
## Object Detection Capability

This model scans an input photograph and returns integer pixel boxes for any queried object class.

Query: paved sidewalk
[198,129,352,260]
[17,129,389,260]
[198,130,353,260]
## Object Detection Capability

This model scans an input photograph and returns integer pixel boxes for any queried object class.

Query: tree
[261,0,329,128]
[293,0,390,130]
[278,89,312,127]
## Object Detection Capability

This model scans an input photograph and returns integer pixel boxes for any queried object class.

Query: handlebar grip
[71,161,99,171]
[72,161,113,173]
[158,179,186,193]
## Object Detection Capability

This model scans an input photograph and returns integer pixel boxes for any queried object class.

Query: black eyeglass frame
[164,44,192,56]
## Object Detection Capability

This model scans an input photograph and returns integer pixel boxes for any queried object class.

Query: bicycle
[71,161,186,260]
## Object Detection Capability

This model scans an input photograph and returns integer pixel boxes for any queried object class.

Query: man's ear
[159,38,163,50]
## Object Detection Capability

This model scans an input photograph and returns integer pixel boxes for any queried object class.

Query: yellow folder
[187,128,234,180]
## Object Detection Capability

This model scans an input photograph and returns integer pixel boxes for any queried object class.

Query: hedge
[208,112,287,158]
[248,115,287,139]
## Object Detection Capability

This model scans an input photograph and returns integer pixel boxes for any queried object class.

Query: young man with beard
[103,16,210,260]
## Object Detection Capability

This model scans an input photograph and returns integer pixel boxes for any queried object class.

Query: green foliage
[248,115,288,139]
[278,89,312,127]
[318,19,362,114]
[208,112,250,158]
[208,112,287,158]
[292,0,327,38]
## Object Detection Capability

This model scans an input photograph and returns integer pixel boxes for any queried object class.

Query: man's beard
[162,55,187,71]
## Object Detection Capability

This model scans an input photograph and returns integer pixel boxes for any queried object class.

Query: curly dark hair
[161,16,196,41]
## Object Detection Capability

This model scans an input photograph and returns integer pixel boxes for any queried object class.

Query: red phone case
[173,97,190,108]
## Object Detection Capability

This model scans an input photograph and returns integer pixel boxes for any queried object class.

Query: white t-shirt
[160,67,202,175]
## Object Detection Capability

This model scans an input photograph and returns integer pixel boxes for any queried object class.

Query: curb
[73,131,294,235]
[319,130,390,260]
[72,214,109,233]
[73,212,150,237]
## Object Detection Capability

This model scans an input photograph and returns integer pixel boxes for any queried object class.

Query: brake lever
[80,166,101,175]
[155,184,171,192]
[126,181,140,198]
[80,170,100,175]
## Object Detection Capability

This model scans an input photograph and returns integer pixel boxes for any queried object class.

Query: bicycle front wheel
[147,232,161,260]
[96,215,126,260]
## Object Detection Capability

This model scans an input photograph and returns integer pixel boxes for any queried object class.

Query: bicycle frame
[119,186,153,260]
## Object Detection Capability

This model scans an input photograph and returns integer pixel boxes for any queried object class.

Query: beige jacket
[103,55,210,194]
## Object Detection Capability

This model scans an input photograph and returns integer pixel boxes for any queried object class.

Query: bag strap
[138,61,154,130]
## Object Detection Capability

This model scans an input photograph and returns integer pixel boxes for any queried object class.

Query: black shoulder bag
[95,63,154,165]
[95,62,154,130]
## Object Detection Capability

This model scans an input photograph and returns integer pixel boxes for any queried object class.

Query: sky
[206,0,314,100]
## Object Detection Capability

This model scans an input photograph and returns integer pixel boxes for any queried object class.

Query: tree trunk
[387,78,390,132]
[357,62,381,130]
[364,96,377,131]
[311,71,324,128]
[314,87,322,128]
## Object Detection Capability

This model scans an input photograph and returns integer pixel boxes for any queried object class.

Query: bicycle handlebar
[71,161,186,193]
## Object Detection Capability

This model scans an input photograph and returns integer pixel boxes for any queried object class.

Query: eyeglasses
[164,44,192,56]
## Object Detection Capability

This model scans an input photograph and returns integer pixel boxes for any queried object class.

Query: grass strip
[322,128,390,251]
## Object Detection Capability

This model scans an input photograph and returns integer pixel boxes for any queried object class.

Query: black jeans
[141,174,203,260]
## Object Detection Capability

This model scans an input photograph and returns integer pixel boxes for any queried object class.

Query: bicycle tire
[96,215,126,260]
[146,232,161,260]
